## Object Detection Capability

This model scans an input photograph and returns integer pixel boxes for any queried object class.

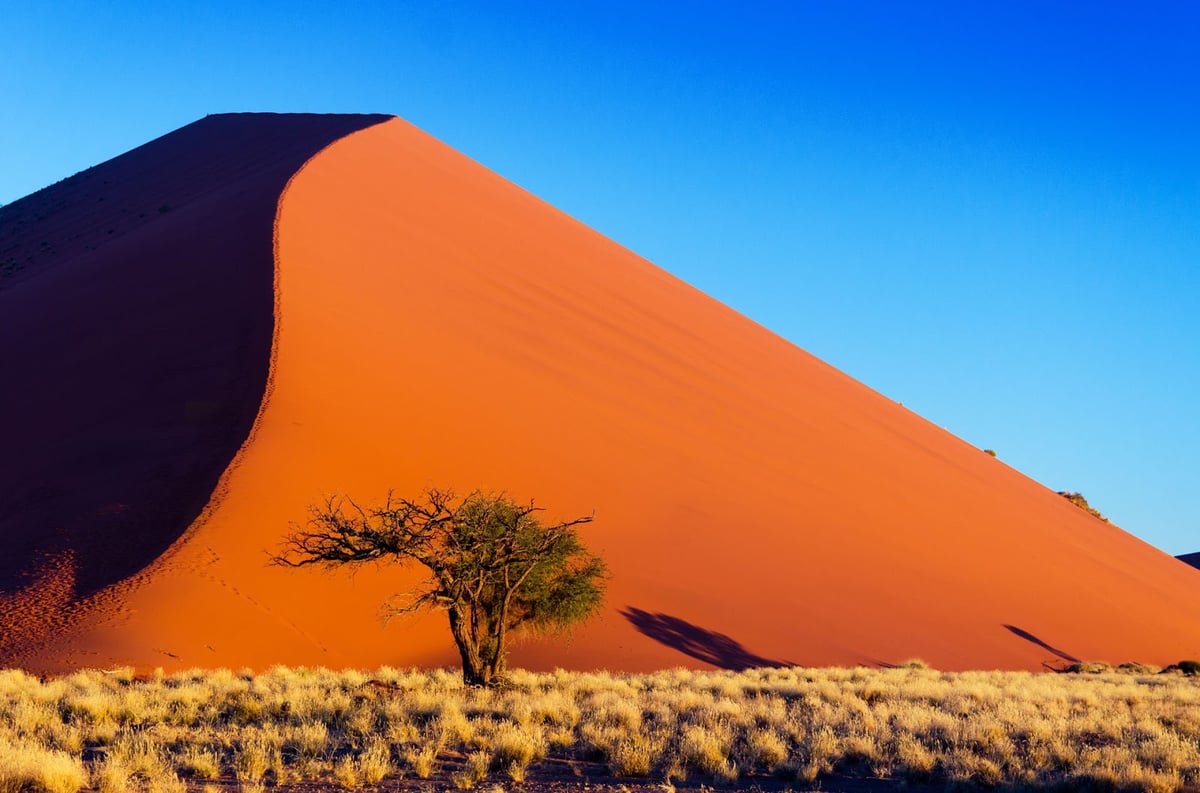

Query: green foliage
[276,488,607,686]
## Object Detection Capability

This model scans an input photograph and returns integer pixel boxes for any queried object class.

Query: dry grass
[0,739,88,793]
[0,664,1198,790]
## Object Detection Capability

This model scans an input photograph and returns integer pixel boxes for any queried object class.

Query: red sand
[0,114,389,651]
[4,115,1200,673]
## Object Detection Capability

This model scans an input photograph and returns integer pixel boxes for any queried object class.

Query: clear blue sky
[4,2,1197,553]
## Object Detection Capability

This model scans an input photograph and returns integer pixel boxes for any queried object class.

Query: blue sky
[3,2,1197,553]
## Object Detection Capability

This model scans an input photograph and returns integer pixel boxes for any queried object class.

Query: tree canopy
[274,487,607,686]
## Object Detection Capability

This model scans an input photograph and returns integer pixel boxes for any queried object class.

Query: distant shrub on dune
[1057,490,1110,522]
[1117,662,1161,675]
[1062,661,1113,674]
[1164,660,1200,677]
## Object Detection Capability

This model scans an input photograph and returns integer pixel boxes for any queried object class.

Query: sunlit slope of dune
[10,116,1200,672]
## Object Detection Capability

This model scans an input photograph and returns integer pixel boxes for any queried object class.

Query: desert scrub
[741,727,788,771]
[175,745,220,779]
[0,739,88,793]
[0,665,1196,790]
[488,720,545,781]
[232,728,277,783]
[606,729,669,777]
[678,723,732,775]
[403,745,438,779]
[355,736,391,785]
[330,754,359,789]
[453,750,491,789]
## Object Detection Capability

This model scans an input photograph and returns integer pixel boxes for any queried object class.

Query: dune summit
[2,114,1198,673]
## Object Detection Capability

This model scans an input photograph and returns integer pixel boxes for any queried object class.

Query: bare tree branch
[273,487,606,686]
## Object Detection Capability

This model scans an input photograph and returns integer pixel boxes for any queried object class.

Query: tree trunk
[447,607,487,686]
[483,652,504,684]
[477,617,503,687]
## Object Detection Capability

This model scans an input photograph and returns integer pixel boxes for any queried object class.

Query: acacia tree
[274,487,607,686]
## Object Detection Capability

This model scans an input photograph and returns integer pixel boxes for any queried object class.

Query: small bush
[607,735,658,776]
[503,759,527,783]
[176,746,220,780]
[742,728,788,771]
[452,751,490,789]
[1172,660,1200,676]
[333,756,358,789]
[145,771,187,793]
[1057,491,1109,522]
[1062,662,1112,675]
[357,737,391,785]
[233,734,271,783]
[679,725,729,776]
[489,721,544,772]
[403,746,437,779]
[1116,662,1160,675]
[93,758,133,793]
[286,721,329,760]
[107,736,171,781]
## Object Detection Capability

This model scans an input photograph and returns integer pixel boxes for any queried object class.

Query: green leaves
[275,487,607,686]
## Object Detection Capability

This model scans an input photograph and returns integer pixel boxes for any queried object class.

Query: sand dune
[2,115,1198,673]
[0,114,389,651]
[1180,554,1200,571]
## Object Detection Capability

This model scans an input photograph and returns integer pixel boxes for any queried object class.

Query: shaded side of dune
[0,113,389,647]
[1180,553,1200,570]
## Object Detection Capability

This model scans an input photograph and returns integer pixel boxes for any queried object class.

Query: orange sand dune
[4,115,1199,673]
[0,114,389,649]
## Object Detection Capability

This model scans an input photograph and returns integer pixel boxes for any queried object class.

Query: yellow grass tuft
[333,755,359,789]
[453,750,491,789]
[403,745,438,779]
[356,736,391,785]
[0,741,87,793]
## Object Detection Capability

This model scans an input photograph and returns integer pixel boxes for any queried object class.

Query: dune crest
[3,115,1199,672]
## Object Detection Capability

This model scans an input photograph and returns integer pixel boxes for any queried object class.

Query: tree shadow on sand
[621,607,791,670]
[1003,624,1081,667]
